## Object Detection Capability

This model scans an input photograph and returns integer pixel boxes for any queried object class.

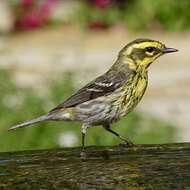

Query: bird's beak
[162,47,178,54]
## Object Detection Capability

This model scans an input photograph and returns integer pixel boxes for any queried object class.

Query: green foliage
[76,3,121,27]
[76,0,190,31]
[0,69,176,152]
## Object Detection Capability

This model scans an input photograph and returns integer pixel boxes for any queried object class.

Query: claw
[119,140,134,148]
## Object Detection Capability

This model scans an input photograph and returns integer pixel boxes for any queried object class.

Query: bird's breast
[118,72,148,117]
[133,75,148,98]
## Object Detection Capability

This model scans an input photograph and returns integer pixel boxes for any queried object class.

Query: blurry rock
[58,131,78,147]
[0,1,13,33]
[50,0,81,24]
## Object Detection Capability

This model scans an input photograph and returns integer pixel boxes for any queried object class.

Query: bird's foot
[119,139,134,148]
[80,149,87,160]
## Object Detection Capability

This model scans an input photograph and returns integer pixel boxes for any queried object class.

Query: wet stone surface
[0,143,190,189]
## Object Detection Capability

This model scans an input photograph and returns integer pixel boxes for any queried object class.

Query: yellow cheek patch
[126,46,133,55]
[136,57,153,67]
[124,57,137,70]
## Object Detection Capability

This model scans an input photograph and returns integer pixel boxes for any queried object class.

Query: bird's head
[118,38,178,70]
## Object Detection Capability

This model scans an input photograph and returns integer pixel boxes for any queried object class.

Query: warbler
[9,39,178,149]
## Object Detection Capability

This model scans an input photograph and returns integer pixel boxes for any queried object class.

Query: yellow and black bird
[9,39,178,149]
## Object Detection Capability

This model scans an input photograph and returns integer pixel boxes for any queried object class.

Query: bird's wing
[50,72,131,112]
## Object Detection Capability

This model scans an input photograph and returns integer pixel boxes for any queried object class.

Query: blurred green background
[1,0,189,152]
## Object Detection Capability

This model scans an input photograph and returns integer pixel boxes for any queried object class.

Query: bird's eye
[146,47,154,53]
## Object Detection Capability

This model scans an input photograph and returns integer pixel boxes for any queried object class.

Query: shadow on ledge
[0,143,190,190]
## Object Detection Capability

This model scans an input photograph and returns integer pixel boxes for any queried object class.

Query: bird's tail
[9,115,50,131]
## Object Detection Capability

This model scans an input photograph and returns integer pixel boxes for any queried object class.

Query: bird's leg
[103,124,134,147]
[81,124,88,150]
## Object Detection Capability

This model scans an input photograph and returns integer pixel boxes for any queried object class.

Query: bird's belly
[75,93,122,125]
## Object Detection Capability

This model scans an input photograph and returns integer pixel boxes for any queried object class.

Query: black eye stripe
[130,47,160,60]
[145,47,155,53]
